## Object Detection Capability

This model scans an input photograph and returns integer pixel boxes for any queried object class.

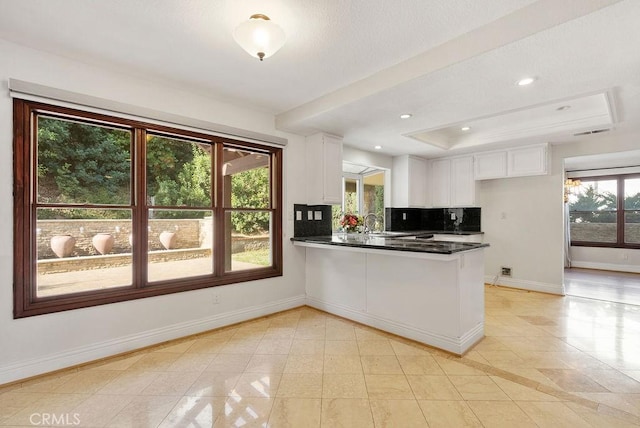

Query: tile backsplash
[293,204,332,237]
[386,207,481,232]
[293,205,481,236]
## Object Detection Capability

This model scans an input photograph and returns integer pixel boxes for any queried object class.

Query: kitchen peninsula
[292,234,489,354]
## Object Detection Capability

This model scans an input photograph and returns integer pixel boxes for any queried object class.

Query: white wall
[477,131,640,294]
[0,40,307,384]
[570,246,640,273]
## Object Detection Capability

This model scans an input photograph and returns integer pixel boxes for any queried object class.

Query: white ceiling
[1,0,639,157]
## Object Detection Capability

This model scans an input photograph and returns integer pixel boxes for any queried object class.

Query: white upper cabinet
[430,158,451,207]
[430,156,476,207]
[391,155,428,207]
[508,144,548,177]
[474,151,508,180]
[306,133,343,205]
[473,143,549,180]
[451,157,475,207]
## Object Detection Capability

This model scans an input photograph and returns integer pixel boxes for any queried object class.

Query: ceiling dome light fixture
[233,14,286,61]
[374,145,383,150]
[461,126,471,131]
[516,76,537,86]
[400,114,412,119]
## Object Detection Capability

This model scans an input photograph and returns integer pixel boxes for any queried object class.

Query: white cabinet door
[408,156,427,207]
[430,159,451,207]
[306,133,343,205]
[451,157,475,207]
[392,155,428,207]
[474,151,507,180]
[507,144,548,177]
[322,135,343,203]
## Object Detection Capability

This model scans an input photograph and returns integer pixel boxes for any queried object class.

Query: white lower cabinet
[302,244,486,355]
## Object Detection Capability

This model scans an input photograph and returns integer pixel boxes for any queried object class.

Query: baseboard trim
[570,261,640,274]
[0,295,306,385]
[485,275,565,295]
[306,297,483,355]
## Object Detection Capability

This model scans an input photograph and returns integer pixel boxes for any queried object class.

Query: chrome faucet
[363,213,378,234]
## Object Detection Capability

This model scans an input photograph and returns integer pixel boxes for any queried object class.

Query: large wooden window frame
[13,99,283,318]
[569,173,640,249]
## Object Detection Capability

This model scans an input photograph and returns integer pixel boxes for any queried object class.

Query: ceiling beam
[275,0,622,134]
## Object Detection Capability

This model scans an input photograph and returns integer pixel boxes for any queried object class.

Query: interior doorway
[563,150,640,306]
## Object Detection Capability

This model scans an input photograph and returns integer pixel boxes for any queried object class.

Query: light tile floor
[1,285,640,427]
[564,268,640,306]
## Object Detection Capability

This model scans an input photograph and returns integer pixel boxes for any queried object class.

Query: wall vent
[573,128,611,136]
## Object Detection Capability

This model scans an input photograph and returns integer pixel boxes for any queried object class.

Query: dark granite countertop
[400,230,484,235]
[291,235,489,255]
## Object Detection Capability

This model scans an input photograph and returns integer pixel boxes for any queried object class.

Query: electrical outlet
[402,212,407,220]
[501,267,512,277]
[212,294,220,304]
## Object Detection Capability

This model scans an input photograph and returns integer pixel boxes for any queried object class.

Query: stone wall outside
[571,223,640,243]
[38,219,204,259]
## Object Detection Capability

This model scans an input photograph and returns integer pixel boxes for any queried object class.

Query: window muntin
[568,174,640,248]
[14,99,282,318]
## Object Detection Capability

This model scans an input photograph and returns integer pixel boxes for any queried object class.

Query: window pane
[37,116,131,205]
[223,147,270,208]
[36,208,132,297]
[625,178,640,244]
[363,172,385,230]
[225,211,272,272]
[147,135,212,208]
[147,210,214,282]
[344,177,360,214]
[569,179,617,243]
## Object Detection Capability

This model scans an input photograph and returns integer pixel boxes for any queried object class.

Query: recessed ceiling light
[556,105,571,111]
[516,77,537,86]
[461,126,471,131]
[400,114,412,119]
[374,145,382,150]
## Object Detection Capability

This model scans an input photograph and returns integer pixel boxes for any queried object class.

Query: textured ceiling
[0,0,638,157]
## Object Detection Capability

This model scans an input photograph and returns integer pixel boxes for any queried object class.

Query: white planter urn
[159,231,177,250]
[92,233,115,255]
[50,234,76,258]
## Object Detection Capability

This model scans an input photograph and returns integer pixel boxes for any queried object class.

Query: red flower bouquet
[340,213,363,232]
